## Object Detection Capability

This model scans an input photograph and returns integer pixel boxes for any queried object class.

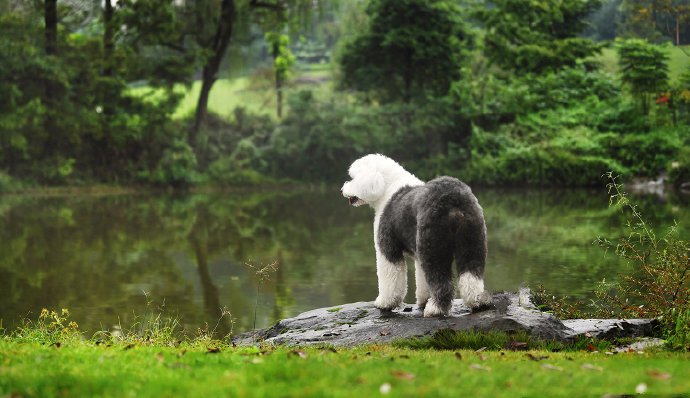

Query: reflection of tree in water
[4,188,680,335]
[0,190,366,335]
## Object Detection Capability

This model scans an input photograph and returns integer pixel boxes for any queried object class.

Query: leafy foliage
[339,0,466,102]
[617,38,670,113]
[478,0,603,74]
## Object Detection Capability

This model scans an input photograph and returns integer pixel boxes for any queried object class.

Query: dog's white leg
[414,259,430,308]
[374,251,406,311]
[458,272,492,309]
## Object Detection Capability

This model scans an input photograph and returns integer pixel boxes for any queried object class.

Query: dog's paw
[375,295,403,311]
[422,298,448,317]
[466,291,494,312]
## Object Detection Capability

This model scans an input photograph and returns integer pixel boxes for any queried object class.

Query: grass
[129,68,333,120]
[2,337,690,397]
[2,310,689,397]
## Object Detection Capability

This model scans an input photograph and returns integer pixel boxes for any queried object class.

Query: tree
[478,0,603,75]
[618,0,690,45]
[191,0,237,142]
[617,38,669,115]
[339,0,465,103]
[265,32,295,118]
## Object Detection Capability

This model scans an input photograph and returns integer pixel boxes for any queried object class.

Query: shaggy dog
[341,154,491,317]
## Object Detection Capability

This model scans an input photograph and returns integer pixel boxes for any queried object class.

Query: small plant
[14,308,81,344]
[532,285,587,319]
[245,260,280,336]
[536,173,689,349]
[594,173,689,324]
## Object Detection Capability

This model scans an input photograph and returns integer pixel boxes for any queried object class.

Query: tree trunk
[43,0,58,158]
[191,0,236,144]
[103,0,115,123]
[272,41,283,118]
[44,0,57,56]
[104,0,115,79]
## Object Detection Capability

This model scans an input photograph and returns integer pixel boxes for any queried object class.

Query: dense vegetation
[1,0,690,189]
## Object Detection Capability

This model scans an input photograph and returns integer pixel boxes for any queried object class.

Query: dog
[341,154,491,317]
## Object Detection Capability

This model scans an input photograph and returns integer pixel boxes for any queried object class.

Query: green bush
[668,146,690,188]
[144,139,199,188]
[614,127,685,177]
[0,170,18,192]
[208,138,273,186]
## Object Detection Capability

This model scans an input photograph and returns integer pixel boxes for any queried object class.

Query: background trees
[479,0,603,75]
[0,0,688,188]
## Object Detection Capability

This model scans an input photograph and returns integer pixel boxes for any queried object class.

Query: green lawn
[598,44,690,83]
[130,69,333,120]
[1,339,689,397]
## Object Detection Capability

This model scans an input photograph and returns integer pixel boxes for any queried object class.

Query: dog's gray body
[341,154,490,316]
[377,176,487,313]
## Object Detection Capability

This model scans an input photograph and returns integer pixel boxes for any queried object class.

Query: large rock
[232,289,657,346]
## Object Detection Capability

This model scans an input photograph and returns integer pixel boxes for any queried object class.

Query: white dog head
[341,154,422,209]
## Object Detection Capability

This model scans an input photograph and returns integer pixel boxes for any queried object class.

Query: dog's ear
[361,171,385,201]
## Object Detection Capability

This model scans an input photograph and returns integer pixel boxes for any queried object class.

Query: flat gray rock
[232,289,658,346]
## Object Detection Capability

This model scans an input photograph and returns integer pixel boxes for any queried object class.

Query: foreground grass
[1,338,689,397]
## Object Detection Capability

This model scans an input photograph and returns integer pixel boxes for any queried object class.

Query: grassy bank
[1,338,689,397]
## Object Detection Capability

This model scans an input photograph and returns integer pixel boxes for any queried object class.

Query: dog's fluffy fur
[342,154,491,316]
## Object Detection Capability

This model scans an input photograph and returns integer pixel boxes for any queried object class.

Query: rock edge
[232,289,657,346]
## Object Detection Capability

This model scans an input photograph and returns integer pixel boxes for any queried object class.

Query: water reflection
[0,188,687,336]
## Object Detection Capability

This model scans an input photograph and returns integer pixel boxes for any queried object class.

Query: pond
[1,187,688,337]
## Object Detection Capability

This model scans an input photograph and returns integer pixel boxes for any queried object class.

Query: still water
[1,188,688,336]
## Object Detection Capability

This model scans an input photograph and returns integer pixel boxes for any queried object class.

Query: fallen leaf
[391,370,415,380]
[525,353,549,361]
[586,344,598,352]
[454,352,463,360]
[469,363,491,371]
[506,341,528,351]
[476,353,487,361]
[580,363,603,372]
[541,364,563,371]
[206,347,221,354]
[156,352,165,363]
[289,349,308,359]
[646,370,671,380]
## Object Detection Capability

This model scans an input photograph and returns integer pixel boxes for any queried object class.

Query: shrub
[591,174,689,349]
[208,138,273,186]
[668,146,690,188]
[614,127,684,177]
[144,139,199,188]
